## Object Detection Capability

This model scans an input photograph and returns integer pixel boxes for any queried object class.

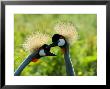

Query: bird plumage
[14,22,78,76]
[14,33,55,76]
[50,22,78,76]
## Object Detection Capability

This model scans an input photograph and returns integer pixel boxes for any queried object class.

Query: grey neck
[64,43,75,76]
[14,51,39,76]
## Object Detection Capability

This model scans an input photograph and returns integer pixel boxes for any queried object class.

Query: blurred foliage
[14,14,97,76]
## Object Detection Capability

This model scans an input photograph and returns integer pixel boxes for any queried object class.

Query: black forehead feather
[41,44,48,48]
[41,44,50,51]
[52,34,62,42]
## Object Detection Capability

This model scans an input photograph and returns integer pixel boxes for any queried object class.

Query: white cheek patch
[58,39,65,46]
[39,49,46,56]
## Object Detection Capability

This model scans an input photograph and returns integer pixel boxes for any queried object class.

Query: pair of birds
[14,22,78,76]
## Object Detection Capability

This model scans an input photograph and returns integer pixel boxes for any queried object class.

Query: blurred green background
[14,14,97,76]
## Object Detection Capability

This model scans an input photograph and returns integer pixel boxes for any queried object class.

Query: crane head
[31,44,56,62]
[39,44,56,56]
[49,34,67,53]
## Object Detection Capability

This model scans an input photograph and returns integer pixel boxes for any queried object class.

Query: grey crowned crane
[14,33,55,76]
[50,22,78,76]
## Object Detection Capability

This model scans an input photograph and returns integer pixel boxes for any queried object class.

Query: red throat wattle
[61,48,66,53]
[31,58,39,62]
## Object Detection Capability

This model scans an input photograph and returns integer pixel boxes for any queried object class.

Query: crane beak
[49,42,66,54]
[44,44,56,56]
[49,42,58,47]
[46,51,56,56]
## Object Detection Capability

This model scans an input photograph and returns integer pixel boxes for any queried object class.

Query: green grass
[14,14,97,76]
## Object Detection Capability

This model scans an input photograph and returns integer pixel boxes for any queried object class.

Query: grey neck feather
[14,55,32,76]
[14,51,38,76]
[64,43,75,76]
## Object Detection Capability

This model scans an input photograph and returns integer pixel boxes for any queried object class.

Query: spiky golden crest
[54,22,78,44]
[23,32,50,52]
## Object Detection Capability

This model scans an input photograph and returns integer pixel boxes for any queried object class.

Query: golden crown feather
[22,32,50,52]
[54,22,78,44]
